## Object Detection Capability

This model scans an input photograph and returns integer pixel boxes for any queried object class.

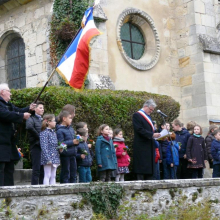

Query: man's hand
[29,103,37,111]
[23,113,31,120]
[153,133,161,138]
[73,139,79,145]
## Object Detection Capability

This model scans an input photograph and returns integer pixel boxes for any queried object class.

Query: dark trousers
[31,146,44,185]
[213,164,220,178]
[60,156,77,183]
[163,159,170,179]
[191,168,203,178]
[176,158,190,179]
[99,170,112,182]
[0,161,15,186]
[136,173,154,180]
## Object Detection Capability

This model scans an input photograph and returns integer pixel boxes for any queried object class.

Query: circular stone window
[116,8,160,70]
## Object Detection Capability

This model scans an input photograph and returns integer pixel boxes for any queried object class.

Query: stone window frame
[0,29,26,87]
[116,7,160,71]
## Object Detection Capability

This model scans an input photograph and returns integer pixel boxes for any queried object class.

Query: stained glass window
[6,38,26,89]
[120,22,145,60]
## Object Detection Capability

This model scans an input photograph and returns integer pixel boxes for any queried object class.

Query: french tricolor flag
[56,7,101,91]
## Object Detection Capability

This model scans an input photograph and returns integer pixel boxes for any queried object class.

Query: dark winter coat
[205,134,215,161]
[95,135,117,172]
[76,141,93,167]
[174,129,190,158]
[159,139,169,159]
[40,128,60,165]
[186,135,207,168]
[132,112,155,175]
[166,141,179,166]
[0,97,29,162]
[211,139,220,165]
[26,115,42,149]
[56,124,77,157]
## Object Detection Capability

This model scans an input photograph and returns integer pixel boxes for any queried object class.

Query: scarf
[113,137,125,142]
[193,133,201,138]
[102,135,110,142]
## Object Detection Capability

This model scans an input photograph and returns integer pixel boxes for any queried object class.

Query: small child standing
[211,129,220,178]
[166,133,179,179]
[113,128,130,182]
[40,114,60,185]
[95,124,117,182]
[56,111,79,183]
[76,128,93,183]
[186,125,207,178]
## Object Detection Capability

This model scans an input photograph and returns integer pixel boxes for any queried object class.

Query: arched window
[120,22,145,60]
[6,38,26,89]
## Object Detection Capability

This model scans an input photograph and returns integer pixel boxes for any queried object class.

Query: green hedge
[11,86,180,180]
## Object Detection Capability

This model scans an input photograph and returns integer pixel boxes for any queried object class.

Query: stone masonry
[0,0,54,87]
[0,179,220,219]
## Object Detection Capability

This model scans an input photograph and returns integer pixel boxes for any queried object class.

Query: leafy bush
[11,86,180,179]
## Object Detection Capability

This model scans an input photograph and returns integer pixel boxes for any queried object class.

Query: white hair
[143,99,157,108]
[0,83,9,93]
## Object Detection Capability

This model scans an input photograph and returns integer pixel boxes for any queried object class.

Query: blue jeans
[213,164,220,178]
[163,159,170,179]
[153,161,160,180]
[78,166,92,183]
[60,156,77,183]
[170,166,177,179]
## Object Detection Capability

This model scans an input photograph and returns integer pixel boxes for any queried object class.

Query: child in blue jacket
[211,129,220,178]
[95,124,117,182]
[166,133,179,179]
[76,128,93,183]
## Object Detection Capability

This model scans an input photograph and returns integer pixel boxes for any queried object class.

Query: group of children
[156,120,220,180]
[38,107,130,185]
[31,101,220,184]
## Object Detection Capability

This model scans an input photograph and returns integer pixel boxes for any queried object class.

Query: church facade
[0,0,219,131]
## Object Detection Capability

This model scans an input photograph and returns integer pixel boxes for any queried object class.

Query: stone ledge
[1,178,220,198]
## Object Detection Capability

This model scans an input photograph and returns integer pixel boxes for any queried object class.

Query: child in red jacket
[113,128,130,181]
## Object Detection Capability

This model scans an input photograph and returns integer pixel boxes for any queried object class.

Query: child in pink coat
[113,128,130,181]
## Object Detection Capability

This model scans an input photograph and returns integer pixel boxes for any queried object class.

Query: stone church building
[0,0,220,132]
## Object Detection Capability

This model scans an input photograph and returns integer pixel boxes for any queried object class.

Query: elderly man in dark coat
[132,99,161,180]
[0,83,35,186]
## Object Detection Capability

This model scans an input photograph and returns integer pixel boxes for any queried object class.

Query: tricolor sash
[137,110,155,131]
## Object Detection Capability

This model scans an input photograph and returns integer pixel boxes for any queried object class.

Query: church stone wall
[0,0,53,88]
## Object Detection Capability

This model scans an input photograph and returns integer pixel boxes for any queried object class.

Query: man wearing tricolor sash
[132,99,161,180]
